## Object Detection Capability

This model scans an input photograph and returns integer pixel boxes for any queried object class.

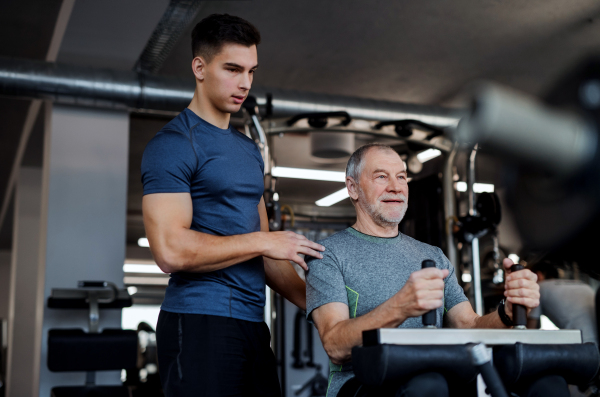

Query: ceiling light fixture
[138,237,150,248]
[416,148,442,163]
[315,188,350,207]
[123,263,164,274]
[271,166,346,182]
[456,182,495,193]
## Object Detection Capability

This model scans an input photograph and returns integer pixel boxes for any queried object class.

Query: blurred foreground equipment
[456,57,600,276]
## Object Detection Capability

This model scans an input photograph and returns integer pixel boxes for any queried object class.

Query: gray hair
[345,143,396,181]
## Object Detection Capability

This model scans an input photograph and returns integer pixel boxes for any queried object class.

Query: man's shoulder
[400,233,442,254]
[316,229,354,250]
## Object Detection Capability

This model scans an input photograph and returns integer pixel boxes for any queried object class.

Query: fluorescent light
[127,286,138,295]
[508,254,520,264]
[138,237,150,247]
[462,273,472,283]
[316,188,350,207]
[124,277,169,285]
[123,263,164,274]
[456,182,495,193]
[416,149,441,163]
[272,166,346,182]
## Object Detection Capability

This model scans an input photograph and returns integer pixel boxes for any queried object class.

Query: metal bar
[472,237,484,315]
[467,144,484,315]
[0,57,463,126]
[369,328,582,346]
[468,144,478,217]
[443,143,458,271]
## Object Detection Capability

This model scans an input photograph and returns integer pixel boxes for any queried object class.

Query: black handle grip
[510,264,527,327]
[422,260,436,327]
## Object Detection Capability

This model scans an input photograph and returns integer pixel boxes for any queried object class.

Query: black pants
[337,373,570,397]
[156,310,281,397]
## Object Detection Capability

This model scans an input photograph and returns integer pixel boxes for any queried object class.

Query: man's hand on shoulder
[391,267,449,321]
[258,231,325,270]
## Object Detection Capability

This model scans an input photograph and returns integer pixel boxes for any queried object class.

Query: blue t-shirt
[141,108,266,322]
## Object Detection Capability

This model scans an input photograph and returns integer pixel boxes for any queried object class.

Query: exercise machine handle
[421,260,437,328]
[510,264,527,329]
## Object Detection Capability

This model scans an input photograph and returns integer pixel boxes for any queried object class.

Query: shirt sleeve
[141,130,199,195]
[305,247,349,322]
[436,247,469,312]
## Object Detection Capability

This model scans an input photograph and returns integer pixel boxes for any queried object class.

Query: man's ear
[347,177,359,201]
[191,56,206,81]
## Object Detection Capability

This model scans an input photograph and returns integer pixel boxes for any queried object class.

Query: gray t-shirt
[306,227,468,397]
[529,279,598,344]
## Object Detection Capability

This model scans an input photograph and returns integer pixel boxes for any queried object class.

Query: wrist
[504,299,513,320]
[252,231,269,256]
[497,299,514,327]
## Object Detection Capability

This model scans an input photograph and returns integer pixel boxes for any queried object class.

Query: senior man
[305,143,559,397]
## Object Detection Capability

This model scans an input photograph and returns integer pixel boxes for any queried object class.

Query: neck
[188,88,230,129]
[352,206,399,238]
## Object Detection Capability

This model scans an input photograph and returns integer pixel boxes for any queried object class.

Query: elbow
[151,242,185,274]
[322,338,347,365]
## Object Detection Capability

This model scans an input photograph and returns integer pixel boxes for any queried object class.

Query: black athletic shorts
[156,310,281,397]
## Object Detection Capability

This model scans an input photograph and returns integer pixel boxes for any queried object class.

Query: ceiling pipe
[0,57,463,127]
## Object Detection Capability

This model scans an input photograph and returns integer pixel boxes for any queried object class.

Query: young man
[306,143,551,397]
[141,14,325,396]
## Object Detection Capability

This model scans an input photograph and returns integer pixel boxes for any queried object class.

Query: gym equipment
[469,343,508,397]
[294,364,328,397]
[292,309,316,369]
[509,265,527,329]
[455,58,600,273]
[47,281,136,397]
[421,260,437,328]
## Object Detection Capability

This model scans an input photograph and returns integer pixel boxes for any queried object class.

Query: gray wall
[37,105,129,397]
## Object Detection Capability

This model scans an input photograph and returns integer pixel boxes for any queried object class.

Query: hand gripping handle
[510,264,527,328]
[421,260,437,327]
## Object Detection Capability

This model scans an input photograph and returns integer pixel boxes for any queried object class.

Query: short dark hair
[528,260,560,280]
[191,14,261,62]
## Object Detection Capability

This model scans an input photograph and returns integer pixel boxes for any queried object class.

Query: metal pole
[468,144,484,315]
[442,143,459,273]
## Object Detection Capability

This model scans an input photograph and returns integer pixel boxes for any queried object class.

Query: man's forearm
[264,258,306,310]
[151,227,266,273]
[472,310,510,329]
[322,303,405,364]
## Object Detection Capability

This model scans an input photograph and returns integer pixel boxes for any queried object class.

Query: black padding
[48,329,137,372]
[51,386,130,397]
[493,342,600,386]
[47,297,132,309]
[352,344,478,386]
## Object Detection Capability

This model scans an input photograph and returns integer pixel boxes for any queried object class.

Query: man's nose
[240,72,252,90]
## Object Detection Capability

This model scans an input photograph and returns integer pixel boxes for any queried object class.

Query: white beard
[359,191,408,227]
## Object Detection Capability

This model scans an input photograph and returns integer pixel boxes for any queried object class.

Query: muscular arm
[312,268,448,365]
[143,193,324,273]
